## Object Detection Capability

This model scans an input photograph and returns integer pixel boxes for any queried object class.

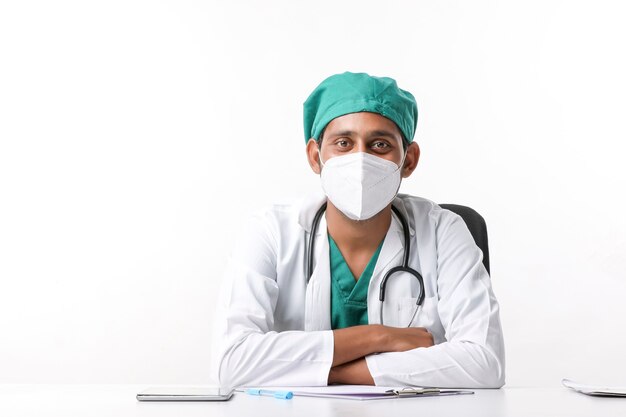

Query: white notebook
[562,378,626,397]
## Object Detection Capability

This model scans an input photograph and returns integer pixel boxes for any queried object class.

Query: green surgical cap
[303,72,418,144]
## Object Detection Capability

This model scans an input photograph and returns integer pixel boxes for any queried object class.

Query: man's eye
[337,140,349,147]
[372,141,390,149]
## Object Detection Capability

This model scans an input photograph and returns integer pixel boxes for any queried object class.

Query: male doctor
[211,72,505,388]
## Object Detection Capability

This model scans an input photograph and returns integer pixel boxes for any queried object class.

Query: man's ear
[401,142,420,178]
[306,138,322,175]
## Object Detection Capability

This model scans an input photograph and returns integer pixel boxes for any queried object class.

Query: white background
[1,0,625,387]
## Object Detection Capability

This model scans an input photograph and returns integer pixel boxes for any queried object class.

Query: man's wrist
[328,358,375,385]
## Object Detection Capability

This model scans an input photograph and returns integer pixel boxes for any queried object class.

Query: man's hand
[381,326,434,352]
[328,325,434,385]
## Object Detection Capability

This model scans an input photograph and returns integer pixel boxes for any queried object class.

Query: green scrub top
[328,235,384,330]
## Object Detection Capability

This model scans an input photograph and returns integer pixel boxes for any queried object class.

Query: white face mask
[319,151,406,221]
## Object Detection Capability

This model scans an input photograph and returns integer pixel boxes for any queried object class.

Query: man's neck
[325,201,392,253]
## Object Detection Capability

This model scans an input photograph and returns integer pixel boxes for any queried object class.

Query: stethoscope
[306,202,425,327]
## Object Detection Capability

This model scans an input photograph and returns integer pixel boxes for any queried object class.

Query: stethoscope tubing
[306,203,425,327]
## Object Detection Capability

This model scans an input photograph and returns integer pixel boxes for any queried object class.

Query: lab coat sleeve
[210,210,334,388]
[365,211,506,388]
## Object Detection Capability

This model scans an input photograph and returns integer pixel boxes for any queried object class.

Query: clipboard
[385,387,475,398]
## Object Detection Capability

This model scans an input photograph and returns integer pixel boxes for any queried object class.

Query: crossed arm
[328,325,434,384]
[213,210,504,388]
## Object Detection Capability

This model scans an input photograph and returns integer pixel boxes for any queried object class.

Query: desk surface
[1,384,624,417]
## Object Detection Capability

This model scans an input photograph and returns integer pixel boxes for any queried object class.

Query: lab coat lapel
[367,213,404,325]
[304,214,332,331]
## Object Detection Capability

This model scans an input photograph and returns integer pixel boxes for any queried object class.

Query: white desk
[0,384,623,417]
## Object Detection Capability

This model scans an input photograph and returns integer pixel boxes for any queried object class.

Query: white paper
[562,378,626,397]
[239,385,399,400]
[272,385,400,395]
[239,385,473,401]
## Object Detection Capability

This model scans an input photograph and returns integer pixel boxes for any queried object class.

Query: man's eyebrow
[366,130,398,139]
[327,130,356,138]
[326,130,398,139]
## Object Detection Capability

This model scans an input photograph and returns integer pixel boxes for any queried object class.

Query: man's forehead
[324,112,403,137]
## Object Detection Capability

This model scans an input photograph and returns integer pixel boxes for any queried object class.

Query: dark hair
[317,127,327,147]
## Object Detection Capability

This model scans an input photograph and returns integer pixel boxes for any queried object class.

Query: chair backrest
[439,204,490,275]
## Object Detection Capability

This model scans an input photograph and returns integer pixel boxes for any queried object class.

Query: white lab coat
[210,191,505,388]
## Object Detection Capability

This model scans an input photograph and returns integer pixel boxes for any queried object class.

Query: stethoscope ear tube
[378,265,425,327]
[307,202,328,283]
[379,266,425,306]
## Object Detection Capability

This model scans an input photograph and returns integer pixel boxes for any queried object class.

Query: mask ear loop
[316,139,326,170]
[317,149,325,169]
[397,147,408,173]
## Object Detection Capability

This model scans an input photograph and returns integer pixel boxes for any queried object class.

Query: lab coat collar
[391,195,416,237]
[297,190,416,237]
[297,190,327,234]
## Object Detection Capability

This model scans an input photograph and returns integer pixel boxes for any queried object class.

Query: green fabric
[328,235,384,330]
[303,71,418,144]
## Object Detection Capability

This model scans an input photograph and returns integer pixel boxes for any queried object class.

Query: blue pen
[246,388,293,400]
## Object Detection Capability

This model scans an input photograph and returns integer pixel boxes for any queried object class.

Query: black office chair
[439,204,490,275]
